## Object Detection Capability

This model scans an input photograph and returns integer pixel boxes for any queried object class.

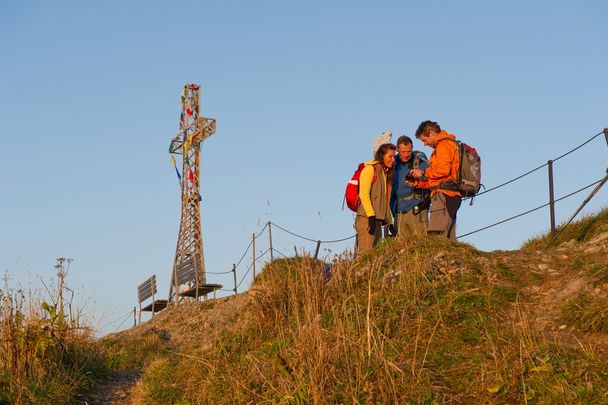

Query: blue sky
[1,1,607,332]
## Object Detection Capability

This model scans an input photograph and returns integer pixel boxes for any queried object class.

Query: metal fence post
[314,240,321,260]
[268,221,274,262]
[133,306,136,327]
[252,233,256,279]
[548,160,556,238]
[232,263,237,295]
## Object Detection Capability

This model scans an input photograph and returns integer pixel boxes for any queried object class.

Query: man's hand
[409,169,424,179]
[367,216,377,235]
[405,169,423,187]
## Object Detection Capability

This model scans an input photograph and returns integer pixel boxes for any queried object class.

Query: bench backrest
[137,275,157,304]
[175,255,202,285]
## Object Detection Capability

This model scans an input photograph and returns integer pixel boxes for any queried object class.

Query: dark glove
[367,216,377,235]
[388,224,397,237]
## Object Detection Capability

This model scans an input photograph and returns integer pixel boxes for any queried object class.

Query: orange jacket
[417,130,461,197]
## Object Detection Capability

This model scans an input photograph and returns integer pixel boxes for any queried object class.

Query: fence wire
[99,309,134,331]
[272,222,355,244]
[457,177,604,239]
[474,130,603,198]
[271,247,290,259]
[236,248,271,289]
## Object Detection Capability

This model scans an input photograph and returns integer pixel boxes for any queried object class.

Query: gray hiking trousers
[428,193,462,240]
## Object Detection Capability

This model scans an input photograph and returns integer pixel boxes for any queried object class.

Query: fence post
[252,233,256,279]
[232,263,237,295]
[548,160,556,238]
[268,221,274,262]
[314,240,321,260]
[604,128,608,147]
[133,306,136,327]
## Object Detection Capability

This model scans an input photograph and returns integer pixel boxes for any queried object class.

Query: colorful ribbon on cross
[170,155,181,181]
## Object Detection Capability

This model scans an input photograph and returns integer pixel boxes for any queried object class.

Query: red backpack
[344,163,377,212]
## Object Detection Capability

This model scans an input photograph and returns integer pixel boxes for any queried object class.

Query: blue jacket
[391,151,430,214]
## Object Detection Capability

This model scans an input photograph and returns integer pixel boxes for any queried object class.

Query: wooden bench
[137,275,168,324]
[175,255,222,300]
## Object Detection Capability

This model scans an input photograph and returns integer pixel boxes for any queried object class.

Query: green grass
[495,260,520,282]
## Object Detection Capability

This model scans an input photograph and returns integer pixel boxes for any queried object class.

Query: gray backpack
[438,139,482,197]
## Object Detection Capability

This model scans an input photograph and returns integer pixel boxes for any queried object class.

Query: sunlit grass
[124,233,608,403]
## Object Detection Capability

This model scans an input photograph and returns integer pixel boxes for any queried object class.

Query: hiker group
[346,120,481,255]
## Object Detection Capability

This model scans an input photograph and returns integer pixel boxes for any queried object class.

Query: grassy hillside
[102,220,608,403]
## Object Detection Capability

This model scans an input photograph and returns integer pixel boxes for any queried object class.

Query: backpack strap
[367,162,379,184]
[412,151,428,170]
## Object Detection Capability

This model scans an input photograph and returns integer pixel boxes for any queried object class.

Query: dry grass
[0,273,105,404]
[125,235,608,404]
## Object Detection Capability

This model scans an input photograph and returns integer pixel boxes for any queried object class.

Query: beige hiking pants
[355,215,381,255]
[396,209,428,237]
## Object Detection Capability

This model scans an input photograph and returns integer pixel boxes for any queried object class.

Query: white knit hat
[372,130,392,157]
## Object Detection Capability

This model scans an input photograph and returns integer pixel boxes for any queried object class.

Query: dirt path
[75,370,140,405]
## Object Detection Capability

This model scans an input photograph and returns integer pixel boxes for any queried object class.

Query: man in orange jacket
[406,121,462,240]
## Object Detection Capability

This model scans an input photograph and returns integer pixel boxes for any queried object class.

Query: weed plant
[0,273,105,404]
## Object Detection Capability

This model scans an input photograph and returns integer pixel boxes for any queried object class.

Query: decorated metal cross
[167,84,221,303]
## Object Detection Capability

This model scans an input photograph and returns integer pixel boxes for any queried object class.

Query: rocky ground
[495,232,608,354]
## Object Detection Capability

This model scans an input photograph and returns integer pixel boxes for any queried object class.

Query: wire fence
[132,128,607,327]
[98,308,136,332]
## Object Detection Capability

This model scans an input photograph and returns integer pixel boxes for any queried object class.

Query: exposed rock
[554,277,586,302]
[561,239,577,248]
[584,245,604,254]
[588,232,608,245]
